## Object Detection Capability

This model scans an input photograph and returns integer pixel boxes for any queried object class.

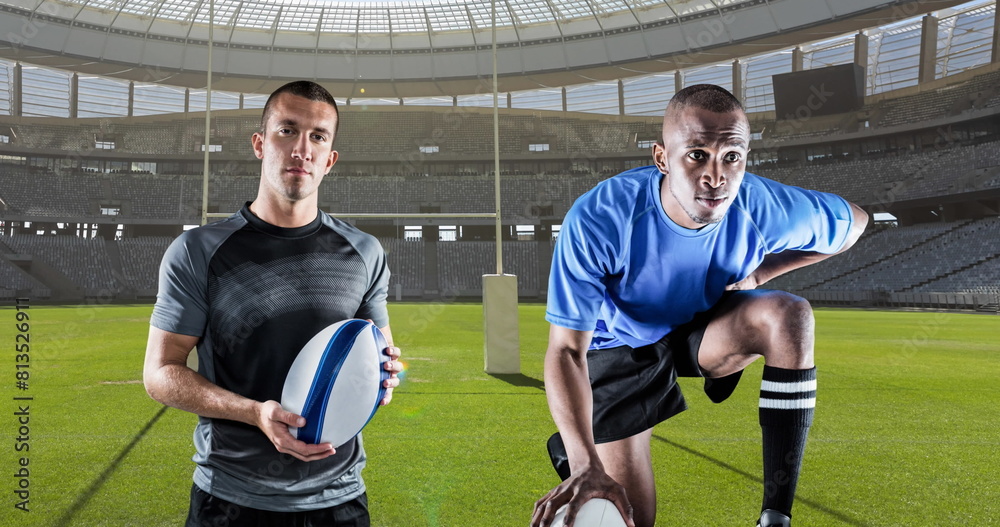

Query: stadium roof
[0,0,976,96]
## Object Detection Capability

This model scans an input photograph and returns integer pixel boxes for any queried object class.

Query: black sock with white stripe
[759,365,816,517]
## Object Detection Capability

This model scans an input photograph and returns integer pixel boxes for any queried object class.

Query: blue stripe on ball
[298,319,370,444]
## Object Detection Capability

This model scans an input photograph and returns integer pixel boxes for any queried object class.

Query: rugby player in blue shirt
[531,84,868,527]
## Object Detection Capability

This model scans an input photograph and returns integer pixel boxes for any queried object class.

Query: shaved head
[663,84,746,136]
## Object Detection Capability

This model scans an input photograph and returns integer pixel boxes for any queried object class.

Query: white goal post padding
[483,274,520,374]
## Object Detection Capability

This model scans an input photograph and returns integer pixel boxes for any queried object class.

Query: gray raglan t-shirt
[150,203,390,512]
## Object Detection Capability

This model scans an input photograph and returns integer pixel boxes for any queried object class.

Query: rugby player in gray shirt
[144,80,403,527]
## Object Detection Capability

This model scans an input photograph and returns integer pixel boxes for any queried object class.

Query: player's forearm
[144,363,261,427]
[544,344,604,473]
[756,202,868,286]
[752,250,832,286]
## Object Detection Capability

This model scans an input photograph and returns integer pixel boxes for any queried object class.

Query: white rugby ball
[281,319,390,448]
[551,498,628,527]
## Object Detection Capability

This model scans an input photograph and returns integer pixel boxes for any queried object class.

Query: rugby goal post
[483,274,520,374]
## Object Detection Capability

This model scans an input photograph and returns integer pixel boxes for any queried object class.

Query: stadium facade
[0,0,998,311]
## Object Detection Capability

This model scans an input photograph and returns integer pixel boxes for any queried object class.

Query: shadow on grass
[55,405,169,527]
[489,373,545,390]
[653,434,865,526]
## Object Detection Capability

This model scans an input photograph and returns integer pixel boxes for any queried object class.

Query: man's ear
[251,132,264,160]
[325,150,339,174]
[652,140,668,175]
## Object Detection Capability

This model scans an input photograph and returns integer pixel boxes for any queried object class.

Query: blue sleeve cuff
[544,312,596,332]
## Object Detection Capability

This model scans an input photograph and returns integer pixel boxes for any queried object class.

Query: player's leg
[547,429,656,527]
[185,484,252,527]
[594,428,657,527]
[303,492,370,527]
[546,335,681,527]
[697,290,815,526]
[698,289,814,375]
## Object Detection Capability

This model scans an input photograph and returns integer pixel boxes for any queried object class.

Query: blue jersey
[546,166,853,350]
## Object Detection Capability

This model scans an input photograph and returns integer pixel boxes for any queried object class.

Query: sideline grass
[0,304,997,526]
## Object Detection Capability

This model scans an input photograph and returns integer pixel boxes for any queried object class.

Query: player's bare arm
[143,326,336,462]
[727,202,869,290]
[530,325,636,527]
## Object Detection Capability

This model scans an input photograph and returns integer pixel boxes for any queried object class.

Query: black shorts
[186,485,370,527]
[588,292,743,444]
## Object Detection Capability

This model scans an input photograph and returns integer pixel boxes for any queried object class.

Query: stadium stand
[0,235,49,299]
[0,258,37,293]
[1,61,998,307]
[755,138,1000,205]
[379,238,426,295]
[118,236,173,296]
[111,174,185,219]
[4,218,990,304]
[0,168,99,217]
[872,69,1000,128]
[767,221,967,292]
[771,218,1000,294]
[436,241,540,296]
[1,110,662,159]
[208,174,259,214]
[1,235,120,296]
[915,259,1000,293]
[5,135,995,222]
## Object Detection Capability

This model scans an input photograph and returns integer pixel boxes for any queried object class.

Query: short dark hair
[666,84,744,116]
[260,80,340,138]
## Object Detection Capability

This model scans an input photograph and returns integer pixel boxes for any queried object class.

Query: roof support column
[854,31,869,95]
[854,31,869,70]
[674,71,683,93]
[791,46,804,72]
[184,88,190,113]
[992,5,1000,63]
[12,62,20,117]
[70,73,78,118]
[732,59,743,103]
[128,81,135,117]
[618,80,625,116]
[917,14,938,84]
[561,87,567,112]
[506,92,511,109]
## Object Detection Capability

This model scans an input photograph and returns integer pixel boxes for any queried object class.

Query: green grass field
[0,303,997,526]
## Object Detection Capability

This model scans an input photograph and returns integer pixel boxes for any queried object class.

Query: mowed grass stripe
[0,304,996,526]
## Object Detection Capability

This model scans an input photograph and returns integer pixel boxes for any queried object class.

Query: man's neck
[248,194,319,228]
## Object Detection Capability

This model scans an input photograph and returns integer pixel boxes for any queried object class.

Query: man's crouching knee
[746,291,814,368]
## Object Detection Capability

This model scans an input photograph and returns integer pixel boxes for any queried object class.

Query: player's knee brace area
[747,292,814,345]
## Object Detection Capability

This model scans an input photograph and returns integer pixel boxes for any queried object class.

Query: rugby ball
[281,319,391,447]
[551,498,628,527]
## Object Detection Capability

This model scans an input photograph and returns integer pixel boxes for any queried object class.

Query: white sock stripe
[760,379,817,393]
[759,397,816,410]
